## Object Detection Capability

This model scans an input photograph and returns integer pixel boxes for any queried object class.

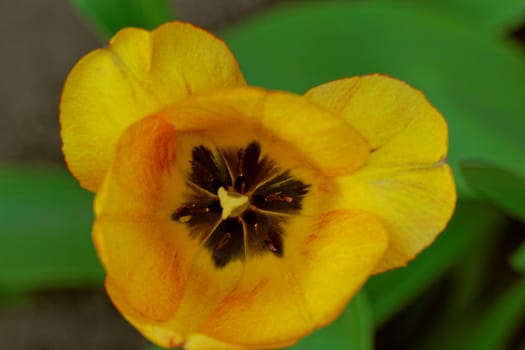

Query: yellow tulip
[60,22,456,349]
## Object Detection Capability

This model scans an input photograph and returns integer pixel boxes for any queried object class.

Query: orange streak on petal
[111,115,177,206]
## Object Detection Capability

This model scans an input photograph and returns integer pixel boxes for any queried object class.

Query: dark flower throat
[172,141,310,268]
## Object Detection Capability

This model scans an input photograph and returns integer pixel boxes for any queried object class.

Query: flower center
[217,187,250,219]
[172,141,310,268]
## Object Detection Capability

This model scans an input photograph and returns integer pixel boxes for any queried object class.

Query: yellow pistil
[218,187,250,220]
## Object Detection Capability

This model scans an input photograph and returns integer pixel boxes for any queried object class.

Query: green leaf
[222,2,525,195]
[365,200,504,326]
[0,166,104,294]
[510,242,525,273]
[419,278,525,350]
[461,160,525,222]
[432,224,497,323]
[286,290,373,350]
[71,0,173,39]
[463,278,525,350]
[376,0,525,33]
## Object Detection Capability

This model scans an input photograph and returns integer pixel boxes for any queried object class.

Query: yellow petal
[197,210,388,348]
[92,115,178,270]
[93,90,379,348]
[60,22,245,192]
[94,107,380,349]
[159,87,370,176]
[185,334,246,350]
[97,219,184,322]
[94,114,248,348]
[92,115,182,322]
[104,232,246,348]
[305,74,445,160]
[338,165,456,272]
[307,75,456,271]
[108,210,387,349]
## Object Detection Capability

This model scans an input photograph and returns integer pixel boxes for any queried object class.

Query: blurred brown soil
[0,290,149,350]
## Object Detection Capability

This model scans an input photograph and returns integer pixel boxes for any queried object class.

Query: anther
[178,215,192,223]
[265,193,293,203]
[281,195,293,203]
[172,206,210,221]
[265,240,278,253]
[216,232,231,250]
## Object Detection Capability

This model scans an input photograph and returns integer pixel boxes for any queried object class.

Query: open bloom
[60,22,456,349]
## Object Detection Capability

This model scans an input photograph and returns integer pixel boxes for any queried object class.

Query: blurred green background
[1,0,524,349]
